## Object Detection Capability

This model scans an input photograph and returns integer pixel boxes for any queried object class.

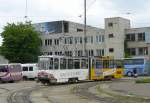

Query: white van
[21,63,39,80]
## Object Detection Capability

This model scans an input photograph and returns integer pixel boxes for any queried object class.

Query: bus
[0,64,22,82]
[21,63,39,80]
[37,55,124,84]
[124,57,150,76]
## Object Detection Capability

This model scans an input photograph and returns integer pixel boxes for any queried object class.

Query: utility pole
[84,0,87,56]
[25,0,28,23]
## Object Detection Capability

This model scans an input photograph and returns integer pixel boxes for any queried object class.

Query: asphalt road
[0,78,150,103]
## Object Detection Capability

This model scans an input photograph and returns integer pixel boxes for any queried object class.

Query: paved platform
[110,78,150,97]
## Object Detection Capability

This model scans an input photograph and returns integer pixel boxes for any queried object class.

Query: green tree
[0,22,41,63]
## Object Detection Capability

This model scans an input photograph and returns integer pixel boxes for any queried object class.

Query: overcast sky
[0,0,150,44]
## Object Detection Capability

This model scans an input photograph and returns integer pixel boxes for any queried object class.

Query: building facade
[34,20,105,57]
[34,17,150,59]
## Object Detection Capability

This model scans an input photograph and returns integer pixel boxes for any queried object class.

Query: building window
[63,22,69,33]
[108,22,113,27]
[48,39,52,45]
[125,34,135,41]
[65,51,72,56]
[77,28,83,32]
[109,48,114,52]
[102,35,104,42]
[78,50,83,56]
[45,39,48,46]
[80,37,82,44]
[54,39,59,45]
[127,48,136,56]
[138,47,148,55]
[108,33,114,38]
[138,32,145,41]
[96,35,104,43]
[48,52,52,55]
[86,50,94,56]
[96,49,104,56]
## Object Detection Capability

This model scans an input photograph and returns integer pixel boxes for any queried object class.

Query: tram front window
[38,61,48,70]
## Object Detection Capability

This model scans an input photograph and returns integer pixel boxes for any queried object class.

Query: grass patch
[136,78,150,83]
[96,85,150,102]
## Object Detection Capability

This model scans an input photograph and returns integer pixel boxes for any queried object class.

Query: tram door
[90,58,103,80]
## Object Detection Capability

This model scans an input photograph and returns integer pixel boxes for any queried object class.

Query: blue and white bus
[124,57,150,76]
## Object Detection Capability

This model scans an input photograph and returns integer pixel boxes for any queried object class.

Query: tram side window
[81,59,88,69]
[60,58,66,69]
[54,58,59,70]
[68,59,73,69]
[49,58,53,70]
[103,60,109,68]
[109,60,114,68]
[96,60,103,69]
[74,59,80,69]
[115,60,123,68]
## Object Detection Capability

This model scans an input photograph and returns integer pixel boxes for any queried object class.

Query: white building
[34,17,150,59]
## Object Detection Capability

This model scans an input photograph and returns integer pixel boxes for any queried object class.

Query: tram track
[0,87,10,94]
[7,85,44,103]
[73,82,118,103]
[73,81,150,103]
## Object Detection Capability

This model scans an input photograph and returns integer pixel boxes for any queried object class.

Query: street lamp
[84,0,87,57]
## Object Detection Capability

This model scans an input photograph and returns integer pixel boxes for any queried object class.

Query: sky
[0,0,150,44]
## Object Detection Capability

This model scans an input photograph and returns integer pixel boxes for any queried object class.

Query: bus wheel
[127,72,132,77]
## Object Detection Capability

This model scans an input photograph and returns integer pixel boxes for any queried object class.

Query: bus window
[54,58,59,70]
[74,59,80,69]
[96,60,103,69]
[68,59,73,69]
[49,58,53,70]
[29,67,33,71]
[81,59,88,69]
[133,59,144,64]
[23,67,28,71]
[0,66,8,72]
[60,58,66,69]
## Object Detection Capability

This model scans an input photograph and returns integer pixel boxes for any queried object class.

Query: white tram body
[37,55,89,84]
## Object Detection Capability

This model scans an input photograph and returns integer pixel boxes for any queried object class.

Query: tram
[37,55,124,84]
[90,56,124,80]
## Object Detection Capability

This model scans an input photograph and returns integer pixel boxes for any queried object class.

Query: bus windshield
[0,65,8,72]
[0,65,8,77]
